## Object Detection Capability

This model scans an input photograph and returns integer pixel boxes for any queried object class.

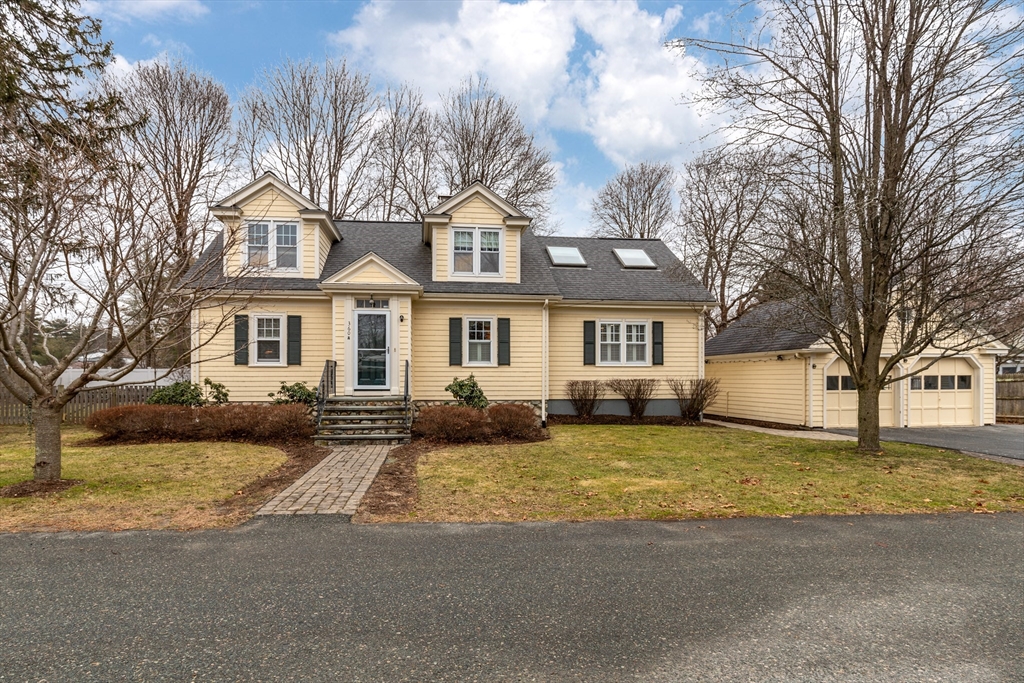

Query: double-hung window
[246,221,299,271]
[466,318,493,365]
[452,227,502,276]
[599,321,649,365]
[254,315,283,364]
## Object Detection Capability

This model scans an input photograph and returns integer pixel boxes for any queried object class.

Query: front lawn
[0,426,288,532]
[376,425,1024,522]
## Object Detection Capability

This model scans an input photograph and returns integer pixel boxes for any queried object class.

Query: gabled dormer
[210,172,342,279]
[421,182,531,284]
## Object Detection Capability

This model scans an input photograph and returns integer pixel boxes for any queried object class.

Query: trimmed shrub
[86,403,314,442]
[147,381,205,407]
[605,378,660,419]
[666,378,721,420]
[565,380,605,420]
[269,381,318,409]
[487,403,539,440]
[146,378,229,407]
[413,405,488,443]
[444,375,488,410]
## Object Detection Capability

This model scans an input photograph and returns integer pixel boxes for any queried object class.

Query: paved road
[830,425,1024,461]
[2,515,1022,682]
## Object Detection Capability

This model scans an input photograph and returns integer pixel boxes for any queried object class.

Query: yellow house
[187,173,716,440]
[704,303,1008,429]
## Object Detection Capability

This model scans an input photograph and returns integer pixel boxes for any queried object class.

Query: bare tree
[677,147,776,336]
[590,161,675,239]
[438,77,557,232]
[368,84,441,221]
[676,0,1024,451]
[113,60,235,268]
[239,58,378,219]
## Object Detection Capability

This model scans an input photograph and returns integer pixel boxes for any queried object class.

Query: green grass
[0,426,287,532]
[404,425,1024,521]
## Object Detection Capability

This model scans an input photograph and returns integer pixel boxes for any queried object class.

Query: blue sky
[88,0,739,234]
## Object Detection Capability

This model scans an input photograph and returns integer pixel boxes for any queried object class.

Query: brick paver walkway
[256,443,393,516]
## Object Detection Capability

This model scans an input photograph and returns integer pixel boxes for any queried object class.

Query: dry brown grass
[0,425,288,532]
[379,425,1024,522]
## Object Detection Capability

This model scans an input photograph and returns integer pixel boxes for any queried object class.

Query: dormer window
[246,221,298,271]
[452,227,502,276]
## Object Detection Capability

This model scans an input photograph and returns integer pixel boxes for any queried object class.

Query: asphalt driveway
[829,424,1024,461]
[1,515,1022,682]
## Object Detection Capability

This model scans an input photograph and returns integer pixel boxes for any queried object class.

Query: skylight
[546,245,587,267]
[613,248,656,269]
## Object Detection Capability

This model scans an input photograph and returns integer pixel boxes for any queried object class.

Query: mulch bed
[0,479,84,499]
[703,414,812,431]
[355,440,436,521]
[547,414,705,426]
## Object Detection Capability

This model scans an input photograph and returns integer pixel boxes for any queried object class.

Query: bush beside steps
[413,404,543,444]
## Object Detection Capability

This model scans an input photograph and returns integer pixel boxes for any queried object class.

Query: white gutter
[542,298,550,427]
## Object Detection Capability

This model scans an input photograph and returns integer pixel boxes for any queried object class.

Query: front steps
[315,396,411,445]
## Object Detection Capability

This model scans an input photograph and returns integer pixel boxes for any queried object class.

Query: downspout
[698,307,707,380]
[542,298,549,428]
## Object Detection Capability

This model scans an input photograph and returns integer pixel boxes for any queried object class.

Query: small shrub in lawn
[413,405,489,443]
[565,380,605,420]
[269,381,318,409]
[444,375,488,409]
[666,378,720,420]
[487,403,540,440]
[605,378,659,419]
[86,404,314,442]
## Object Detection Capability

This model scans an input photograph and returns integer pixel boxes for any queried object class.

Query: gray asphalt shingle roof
[187,222,714,303]
[704,301,824,356]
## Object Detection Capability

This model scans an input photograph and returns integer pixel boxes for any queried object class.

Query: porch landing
[256,443,393,517]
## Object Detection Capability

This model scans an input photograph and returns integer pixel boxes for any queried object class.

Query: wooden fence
[0,384,157,425]
[996,377,1024,421]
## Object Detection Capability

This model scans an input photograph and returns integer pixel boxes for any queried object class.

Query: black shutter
[449,317,462,366]
[234,315,249,365]
[498,318,510,366]
[652,321,664,365]
[287,315,302,365]
[583,320,596,365]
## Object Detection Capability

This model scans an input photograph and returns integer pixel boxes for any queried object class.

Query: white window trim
[597,319,652,367]
[464,315,498,367]
[249,313,287,367]
[243,219,302,273]
[449,226,504,279]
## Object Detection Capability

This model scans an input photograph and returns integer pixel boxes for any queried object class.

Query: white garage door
[908,358,976,427]
[825,366,896,429]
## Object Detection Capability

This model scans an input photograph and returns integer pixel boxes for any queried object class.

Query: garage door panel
[908,357,976,427]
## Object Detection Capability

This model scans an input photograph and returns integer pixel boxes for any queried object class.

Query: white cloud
[83,0,209,23]
[333,0,713,166]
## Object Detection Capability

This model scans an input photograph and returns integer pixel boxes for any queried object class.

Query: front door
[355,310,389,389]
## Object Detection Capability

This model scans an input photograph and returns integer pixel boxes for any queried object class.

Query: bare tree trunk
[32,403,63,481]
[855,376,881,453]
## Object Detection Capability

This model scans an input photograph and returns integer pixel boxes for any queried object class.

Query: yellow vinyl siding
[505,229,520,283]
[318,228,332,275]
[548,306,701,400]
[432,226,449,281]
[412,300,543,401]
[450,196,505,225]
[706,357,808,425]
[193,296,332,402]
[347,262,400,284]
[983,355,996,424]
[222,187,321,279]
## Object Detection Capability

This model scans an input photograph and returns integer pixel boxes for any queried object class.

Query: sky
[85,0,743,235]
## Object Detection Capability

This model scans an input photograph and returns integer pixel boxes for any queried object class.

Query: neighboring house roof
[705,301,823,356]
[188,223,715,303]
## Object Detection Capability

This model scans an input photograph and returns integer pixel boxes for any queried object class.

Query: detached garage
[704,309,1006,429]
